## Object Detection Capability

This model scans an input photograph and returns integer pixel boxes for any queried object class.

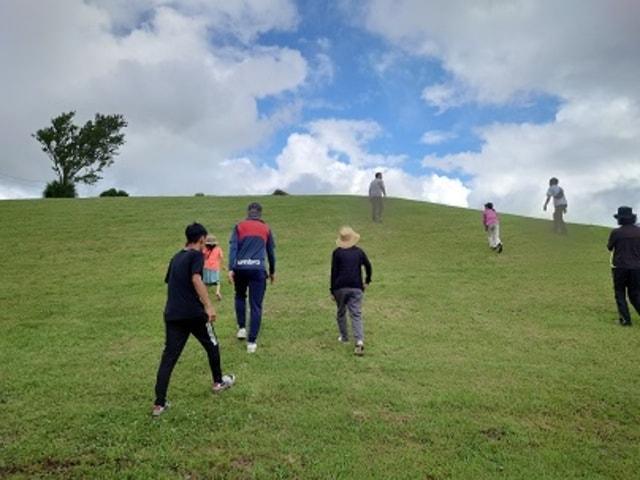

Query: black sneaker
[497,243,503,253]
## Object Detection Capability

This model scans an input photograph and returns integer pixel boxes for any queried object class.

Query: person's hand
[484,225,488,232]
[270,273,276,285]
[363,283,369,291]
[543,204,547,212]
[228,271,235,284]
[330,293,336,302]
[205,305,217,323]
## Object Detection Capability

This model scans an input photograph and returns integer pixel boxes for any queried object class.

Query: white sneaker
[247,342,257,353]
[212,374,236,393]
[236,328,247,340]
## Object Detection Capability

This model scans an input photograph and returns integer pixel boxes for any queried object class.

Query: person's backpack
[553,187,564,199]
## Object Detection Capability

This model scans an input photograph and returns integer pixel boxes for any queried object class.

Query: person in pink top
[203,235,225,300]
[483,203,503,253]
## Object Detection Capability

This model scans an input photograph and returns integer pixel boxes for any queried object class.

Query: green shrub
[99,188,129,197]
[43,181,77,198]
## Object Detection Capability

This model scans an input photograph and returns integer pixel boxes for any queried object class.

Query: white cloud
[421,83,466,112]
[364,0,640,104]
[420,130,457,145]
[363,0,640,225]
[88,0,299,42]
[216,119,470,206]
[0,0,306,199]
[422,96,640,224]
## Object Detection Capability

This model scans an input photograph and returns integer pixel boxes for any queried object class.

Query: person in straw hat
[330,226,372,356]
[607,206,640,326]
[203,234,224,301]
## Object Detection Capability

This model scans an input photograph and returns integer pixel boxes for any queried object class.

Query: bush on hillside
[272,189,289,196]
[43,181,77,198]
[194,192,205,197]
[100,188,129,197]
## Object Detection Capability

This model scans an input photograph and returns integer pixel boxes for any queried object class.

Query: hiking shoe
[247,342,257,353]
[354,342,364,356]
[338,335,349,343]
[213,374,236,393]
[236,328,247,340]
[151,401,170,417]
[497,243,503,253]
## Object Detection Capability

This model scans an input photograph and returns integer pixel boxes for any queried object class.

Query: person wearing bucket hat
[203,234,224,301]
[228,202,276,353]
[607,206,640,326]
[330,226,372,356]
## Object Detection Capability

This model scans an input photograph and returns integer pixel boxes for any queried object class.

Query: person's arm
[193,274,216,322]
[361,250,372,288]
[228,227,238,283]
[164,259,172,284]
[266,229,276,284]
[482,212,488,230]
[607,231,616,252]
[330,250,338,297]
[219,248,226,271]
[381,180,386,197]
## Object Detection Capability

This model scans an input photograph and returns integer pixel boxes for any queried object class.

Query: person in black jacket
[330,226,372,356]
[607,206,640,326]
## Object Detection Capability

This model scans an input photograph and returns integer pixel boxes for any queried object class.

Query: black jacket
[330,246,372,292]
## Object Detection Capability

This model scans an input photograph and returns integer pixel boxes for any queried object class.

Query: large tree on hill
[33,111,127,197]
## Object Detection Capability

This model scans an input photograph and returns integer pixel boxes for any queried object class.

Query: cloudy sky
[1,0,639,225]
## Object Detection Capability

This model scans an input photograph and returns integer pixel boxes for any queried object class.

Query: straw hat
[205,234,217,246]
[336,226,360,248]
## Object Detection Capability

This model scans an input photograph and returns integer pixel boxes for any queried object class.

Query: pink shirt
[483,208,499,226]
[203,246,223,270]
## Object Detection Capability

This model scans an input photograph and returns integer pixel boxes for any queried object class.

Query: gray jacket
[368,179,386,197]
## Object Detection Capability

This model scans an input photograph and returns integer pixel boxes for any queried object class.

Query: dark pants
[553,206,567,234]
[234,269,268,343]
[370,197,384,222]
[154,317,222,406]
[612,268,640,325]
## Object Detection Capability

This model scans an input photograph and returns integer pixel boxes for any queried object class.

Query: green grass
[1,195,639,479]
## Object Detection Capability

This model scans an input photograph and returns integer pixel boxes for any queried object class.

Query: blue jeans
[234,269,268,343]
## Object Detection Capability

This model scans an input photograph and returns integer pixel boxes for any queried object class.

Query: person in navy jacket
[228,202,276,353]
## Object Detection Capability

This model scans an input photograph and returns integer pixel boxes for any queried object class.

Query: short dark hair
[484,202,494,210]
[375,172,382,179]
[185,222,207,244]
[549,177,559,185]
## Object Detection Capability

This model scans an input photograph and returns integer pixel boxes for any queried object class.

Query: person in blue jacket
[228,202,276,353]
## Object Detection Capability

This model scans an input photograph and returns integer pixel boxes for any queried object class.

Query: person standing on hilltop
[331,226,372,356]
[607,206,640,327]
[153,223,235,417]
[228,202,276,353]
[543,177,568,234]
[482,202,503,253]
[368,172,387,223]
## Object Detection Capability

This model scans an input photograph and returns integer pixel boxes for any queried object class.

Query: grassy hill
[0,195,638,479]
